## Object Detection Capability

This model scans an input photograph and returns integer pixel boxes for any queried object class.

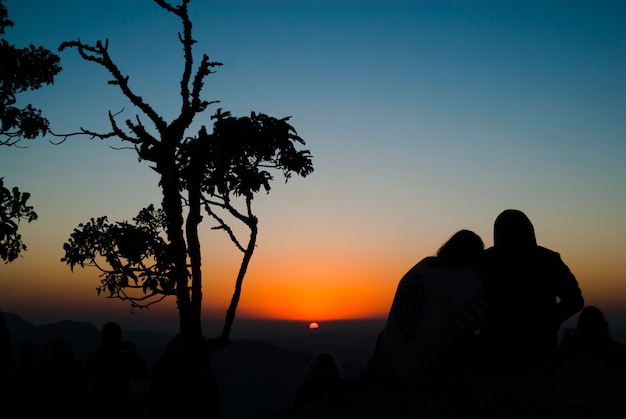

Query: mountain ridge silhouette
[5,311,625,418]
[2,311,370,418]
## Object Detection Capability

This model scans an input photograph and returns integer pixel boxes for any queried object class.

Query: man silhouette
[85,321,149,418]
[478,209,584,367]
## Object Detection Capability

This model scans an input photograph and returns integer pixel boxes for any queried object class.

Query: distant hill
[4,312,100,359]
[2,312,171,364]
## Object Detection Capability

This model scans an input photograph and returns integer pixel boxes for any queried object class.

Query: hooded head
[493,209,537,252]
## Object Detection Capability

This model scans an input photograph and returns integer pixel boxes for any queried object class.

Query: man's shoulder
[536,246,563,260]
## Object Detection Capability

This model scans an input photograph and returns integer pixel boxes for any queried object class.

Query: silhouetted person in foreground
[293,352,350,416]
[38,338,89,418]
[0,309,11,400]
[148,334,222,419]
[85,321,149,418]
[376,229,487,385]
[8,340,40,418]
[9,338,88,418]
[478,209,584,368]
[559,305,626,366]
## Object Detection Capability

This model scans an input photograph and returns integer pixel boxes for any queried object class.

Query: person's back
[85,322,149,418]
[479,209,584,366]
[379,230,487,384]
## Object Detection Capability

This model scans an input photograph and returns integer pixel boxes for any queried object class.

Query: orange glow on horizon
[233,279,393,322]
[3,230,625,331]
[217,243,409,322]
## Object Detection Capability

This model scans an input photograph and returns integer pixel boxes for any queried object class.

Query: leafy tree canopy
[0,177,37,263]
[62,204,173,308]
[0,0,60,262]
[0,0,62,145]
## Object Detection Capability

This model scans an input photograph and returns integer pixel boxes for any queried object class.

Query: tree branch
[202,199,245,252]
[59,39,168,134]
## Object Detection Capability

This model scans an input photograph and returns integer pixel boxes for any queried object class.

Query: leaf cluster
[61,204,176,309]
[0,0,62,144]
[180,109,314,200]
[0,177,37,263]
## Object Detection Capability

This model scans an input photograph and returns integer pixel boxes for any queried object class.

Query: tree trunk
[158,141,202,341]
[186,172,203,340]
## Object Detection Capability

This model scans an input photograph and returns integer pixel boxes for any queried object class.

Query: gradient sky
[1,0,625,335]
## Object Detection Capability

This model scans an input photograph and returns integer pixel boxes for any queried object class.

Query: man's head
[101,321,122,347]
[493,209,537,251]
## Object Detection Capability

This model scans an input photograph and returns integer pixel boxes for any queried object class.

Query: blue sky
[1,0,625,334]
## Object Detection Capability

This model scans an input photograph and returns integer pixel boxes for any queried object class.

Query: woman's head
[437,229,484,268]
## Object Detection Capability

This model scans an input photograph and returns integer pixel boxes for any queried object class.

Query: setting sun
[309,322,319,330]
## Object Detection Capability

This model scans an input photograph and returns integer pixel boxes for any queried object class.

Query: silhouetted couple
[376,209,584,385]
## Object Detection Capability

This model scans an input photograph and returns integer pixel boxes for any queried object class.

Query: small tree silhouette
[0,0,61,262]
[58,0,313,349]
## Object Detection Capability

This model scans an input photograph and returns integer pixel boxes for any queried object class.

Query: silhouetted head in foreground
[101,322,122,348]
[294,352,349,412]
[577,306,611,343]
[436,229,484,268]
[493,209,537,253]
[303,352,345,381]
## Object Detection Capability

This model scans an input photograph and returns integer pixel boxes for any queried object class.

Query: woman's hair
[436,229,484,268]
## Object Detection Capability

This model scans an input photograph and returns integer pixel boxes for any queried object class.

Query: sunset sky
[1,0,625,336]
